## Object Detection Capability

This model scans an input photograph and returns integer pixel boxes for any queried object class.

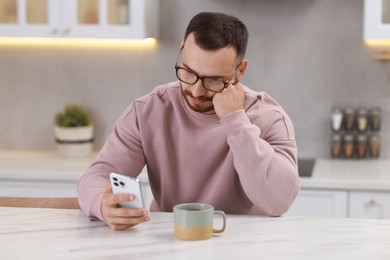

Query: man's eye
[206,78,223,83]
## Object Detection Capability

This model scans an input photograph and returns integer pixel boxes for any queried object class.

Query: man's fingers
[104,181,136,206]
[106,207,148,218]
[110,194,135,206]
[102,179,149,231]
[105,210,151,231]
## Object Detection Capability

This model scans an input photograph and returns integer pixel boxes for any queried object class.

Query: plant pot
[54,126,94,157]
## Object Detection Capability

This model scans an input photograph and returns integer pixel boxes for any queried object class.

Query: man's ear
[237,59,248,82]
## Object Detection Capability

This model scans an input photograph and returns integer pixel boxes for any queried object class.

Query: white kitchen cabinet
[0,0,158,39]
[285,189,348,218]
[287,189,390,219]
[0,0,55,37]
[0,179,78,197]
[349,191,390,219]
[364,0,390,41]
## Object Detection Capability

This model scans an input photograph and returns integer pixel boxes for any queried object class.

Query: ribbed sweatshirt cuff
[89,192,105,222]
[220,109,251,136]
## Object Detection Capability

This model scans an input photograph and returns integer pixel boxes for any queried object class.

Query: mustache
[183,90,213,102]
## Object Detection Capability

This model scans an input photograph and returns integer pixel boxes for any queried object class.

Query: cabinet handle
[62,29,70,35]
[51,28,59,35]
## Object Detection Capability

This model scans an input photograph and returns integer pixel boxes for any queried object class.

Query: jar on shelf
[356,134,368,159]
[331,134,342,158]
[343,107,356,131]
[369,107,382,131]
[369,134,381,158]
[356,107,368,132]
[330,107,343,132]
[343,134,355,159]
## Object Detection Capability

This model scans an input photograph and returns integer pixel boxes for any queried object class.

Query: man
[77,12,300,230]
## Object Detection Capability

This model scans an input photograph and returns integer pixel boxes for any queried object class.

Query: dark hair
[184,12,249,60]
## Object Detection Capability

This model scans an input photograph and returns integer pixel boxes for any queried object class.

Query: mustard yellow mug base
[174,225,212,241]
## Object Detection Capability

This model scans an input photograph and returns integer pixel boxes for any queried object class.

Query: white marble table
[1,207,390,259]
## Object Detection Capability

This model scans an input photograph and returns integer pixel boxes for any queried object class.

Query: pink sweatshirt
[77,81,300,221]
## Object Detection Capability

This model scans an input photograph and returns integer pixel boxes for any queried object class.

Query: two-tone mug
[173,203,226,240]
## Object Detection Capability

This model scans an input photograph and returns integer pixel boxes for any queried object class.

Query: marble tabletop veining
[1,207,390,259]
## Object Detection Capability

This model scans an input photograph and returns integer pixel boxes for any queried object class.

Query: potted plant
[54,104,94,157]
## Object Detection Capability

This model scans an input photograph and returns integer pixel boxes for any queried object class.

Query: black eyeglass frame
[174,48,243,93]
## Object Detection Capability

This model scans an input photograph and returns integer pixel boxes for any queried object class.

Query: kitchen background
[0,0,389,159]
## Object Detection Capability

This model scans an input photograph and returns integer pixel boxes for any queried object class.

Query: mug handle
[212,210,226,234]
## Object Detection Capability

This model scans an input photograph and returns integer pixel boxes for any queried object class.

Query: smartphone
[109,172,145,209]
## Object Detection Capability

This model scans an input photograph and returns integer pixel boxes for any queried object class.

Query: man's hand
[212,83,245,119]
[101,182,150,231]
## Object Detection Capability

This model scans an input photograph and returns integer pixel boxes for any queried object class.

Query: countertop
[303,158,390,191]
[0,149,149,183]
[1,207,390,259]
[0,150,95,181]
[1,149,390,191]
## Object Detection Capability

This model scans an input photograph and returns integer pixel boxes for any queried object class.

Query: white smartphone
[109,172,145,209]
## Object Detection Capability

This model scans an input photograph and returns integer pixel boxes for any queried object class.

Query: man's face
[179,33,241,114]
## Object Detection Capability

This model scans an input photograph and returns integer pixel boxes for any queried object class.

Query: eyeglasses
[175,49,242,93]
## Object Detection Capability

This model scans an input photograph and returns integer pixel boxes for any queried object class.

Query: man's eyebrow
[182,61,227,79]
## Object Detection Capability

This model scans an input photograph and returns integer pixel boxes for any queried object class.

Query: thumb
[106,181,113,193]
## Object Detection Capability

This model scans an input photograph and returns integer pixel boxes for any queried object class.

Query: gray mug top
[174,203,214,227]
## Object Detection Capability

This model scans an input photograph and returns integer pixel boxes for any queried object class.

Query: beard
[182,88,215,114]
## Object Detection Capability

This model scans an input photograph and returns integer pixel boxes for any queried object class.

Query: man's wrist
[220,109,249,136]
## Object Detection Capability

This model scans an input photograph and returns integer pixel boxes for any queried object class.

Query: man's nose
[192,80,207,97]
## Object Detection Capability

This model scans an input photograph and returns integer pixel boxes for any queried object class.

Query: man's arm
[77,105,147,224]
[221,109,300,216]
[213,83,299,216]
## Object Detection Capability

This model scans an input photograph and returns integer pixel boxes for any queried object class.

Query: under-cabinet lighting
[0,37,157,47]
[365,40,390,47]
